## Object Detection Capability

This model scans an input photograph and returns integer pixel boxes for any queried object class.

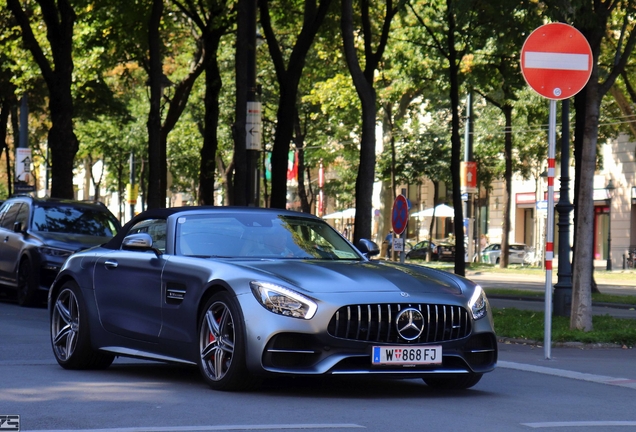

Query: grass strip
[493,308,636,346]
[485,288,636,306]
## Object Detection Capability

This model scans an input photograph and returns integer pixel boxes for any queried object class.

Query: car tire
[198,292,259,391]
[17,259,40,307]
[423,373,483,390]
[50,281,114,370]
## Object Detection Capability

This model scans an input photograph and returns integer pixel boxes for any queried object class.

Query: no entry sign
[391,195,409,235]
[520,23,592,100]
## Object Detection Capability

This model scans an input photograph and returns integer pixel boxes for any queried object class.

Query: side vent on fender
[166,283,187,305]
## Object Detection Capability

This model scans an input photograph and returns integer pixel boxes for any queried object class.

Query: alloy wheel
[199,301,235,382]
[51,288,80,361]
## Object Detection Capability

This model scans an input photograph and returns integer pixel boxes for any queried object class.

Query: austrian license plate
[372,346,442,365]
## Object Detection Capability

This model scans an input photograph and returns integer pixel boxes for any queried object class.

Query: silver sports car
[49,207,497,391]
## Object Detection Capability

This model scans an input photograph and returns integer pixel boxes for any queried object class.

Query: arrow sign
[246,101,262,150]
[520,23,592,100]
[460,161,477,193]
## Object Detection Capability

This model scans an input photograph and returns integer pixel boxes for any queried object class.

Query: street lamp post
[553,100,574,317]
[606,179,615,271]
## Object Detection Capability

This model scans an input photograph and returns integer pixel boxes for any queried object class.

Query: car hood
[31,231,111,252]
[234,259,464,296]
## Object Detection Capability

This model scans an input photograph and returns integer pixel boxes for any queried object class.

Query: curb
[498,337,629,350]
[488,294,636,310]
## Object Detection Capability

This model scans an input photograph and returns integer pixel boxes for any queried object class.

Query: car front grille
[328,303,471,344]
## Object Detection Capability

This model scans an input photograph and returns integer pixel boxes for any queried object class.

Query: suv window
[15,203,29,231]
[0,202,10,226]
[0,203,23,230]
[32,204,119,237]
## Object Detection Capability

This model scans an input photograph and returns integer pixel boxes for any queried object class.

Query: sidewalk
[459,269,636,389]
[497,342,636,391]
[466,269,636,316]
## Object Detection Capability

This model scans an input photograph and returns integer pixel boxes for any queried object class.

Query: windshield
[33,205,119,237]
[176,213,362,260]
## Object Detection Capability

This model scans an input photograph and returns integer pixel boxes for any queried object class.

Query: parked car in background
[0,196,120,306]
[48,206,497,391]
[406,240,439,261]
[436,242,456,261]
[481,243,528,265]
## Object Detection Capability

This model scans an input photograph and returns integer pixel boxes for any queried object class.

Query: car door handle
[3,236,8,242]
[104,259,118,269]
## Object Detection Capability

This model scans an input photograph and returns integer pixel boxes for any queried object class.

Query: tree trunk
[8,0,78,199]
[146,0,164,209]
[427,181,439,262]
[0,99,9,192]
[500,105,513,268]
[198,37,223,206]
[232,0,253,207]
[269,86,298,209]
[569,3,636,329]
[294,116,312,213]
[341,0,397,244]
[261,0,332,210]
[570,80,600,332]
[446,0,465,277]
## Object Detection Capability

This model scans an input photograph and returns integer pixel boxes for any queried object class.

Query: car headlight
[37,246,73,258]
[468,285,488,320]
[250,281,317,319]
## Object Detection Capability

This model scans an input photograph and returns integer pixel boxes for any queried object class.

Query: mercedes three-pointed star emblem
[395,308,425,341]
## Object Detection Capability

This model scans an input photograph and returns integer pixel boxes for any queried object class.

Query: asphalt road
[2,294,636,431]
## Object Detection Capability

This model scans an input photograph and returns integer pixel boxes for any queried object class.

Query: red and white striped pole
[544,100,557,359]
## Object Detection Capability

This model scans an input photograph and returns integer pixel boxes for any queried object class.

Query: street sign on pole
[461,161,477,193]
[520,23,593,100]
[520,22,592,360]
[246,101,262,150]
[391,195,409,236]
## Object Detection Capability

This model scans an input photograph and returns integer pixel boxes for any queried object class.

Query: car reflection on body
[481,243,528,265]
[49,206,497,391]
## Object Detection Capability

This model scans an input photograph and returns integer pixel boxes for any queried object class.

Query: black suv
[0,196,121,306]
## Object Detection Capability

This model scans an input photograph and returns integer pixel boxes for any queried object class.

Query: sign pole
[520,22,592,361]
[544,99,557,360]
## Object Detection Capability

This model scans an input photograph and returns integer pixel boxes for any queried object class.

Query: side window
[128,219,167,252]
[0,202,11,228]
[15,203,30,231]
[0,203,21,230]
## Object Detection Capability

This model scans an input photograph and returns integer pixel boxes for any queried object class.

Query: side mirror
[13,221,23,233]
[122,233,162,256]
[356,238,380,258]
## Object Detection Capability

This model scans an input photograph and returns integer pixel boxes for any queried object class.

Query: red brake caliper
[209,315,222,343]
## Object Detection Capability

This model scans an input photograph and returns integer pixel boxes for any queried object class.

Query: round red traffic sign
[520,23,592,100]
[391,195,409,235]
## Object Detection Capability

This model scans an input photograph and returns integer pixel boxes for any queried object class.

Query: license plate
[372,346,442,365]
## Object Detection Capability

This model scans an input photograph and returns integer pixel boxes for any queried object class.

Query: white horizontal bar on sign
[524,52,589,71]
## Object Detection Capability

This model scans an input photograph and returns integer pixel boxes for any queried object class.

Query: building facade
[403,134,636,269]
